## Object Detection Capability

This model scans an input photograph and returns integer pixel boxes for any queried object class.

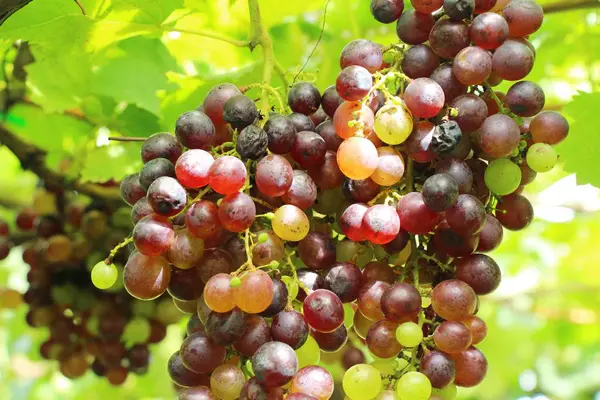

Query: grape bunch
[111,0,566,398]
[0,187,180,385]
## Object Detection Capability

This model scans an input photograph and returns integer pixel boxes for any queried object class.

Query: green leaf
[80,143,142,183]
[556,92,600,187]
[92,37,179,115]
[281,275,299,303]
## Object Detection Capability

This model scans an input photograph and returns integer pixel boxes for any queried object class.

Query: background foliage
[0,0,599,399]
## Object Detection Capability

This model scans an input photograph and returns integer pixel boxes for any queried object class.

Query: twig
[0,124,122,203]
[108,136,146,142]
[292,0,332,85]
[105,236,133,264]
[169,28,250,48]
[543,0,600,14]
[73,0,86,15]
[250,196,276,211]
[406,158,414,192]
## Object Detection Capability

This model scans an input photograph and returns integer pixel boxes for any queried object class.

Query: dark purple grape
[340,39,383,73]
[291,131,327,168]
[168,266,204,301]
[430,64,467,103]
[240,377,284,400]
[476,214,503,252]
[205,308,247,346]
[396,10,435,45]
[168,351,211,387]
[296,270,325,301]
[420,351,457,388]
[252,341,298,388]
[237,125,268,160]
[384,229,410,253]
[450,94,488,133]
[316,120,343,151]
[281,170,318,209]
[505,81,545,117]
[120,174,146,206]
[401,44,440,79]
[186,314,205,336]
[455,253,501,295]
[478,113,520,158]
[380,283,421,323]
[444,0,475,21]
[303,289,344,333]
[288,82,321,115]
[324,262,363,302]
[451,346,488,387]
[260,278,288,317]
[445,194,487,236]
[429,20,470,59]
[175,110,216,149]
[298,232,336,271]
[342,347,366,369]
[141,132,182,164]
[234,315,272,358]
[492,39,534,81]
[321,86,344,118]
[288,113,315,132]
[203,83,242,126]
[223,95,258,131]
[435,158,473,194]
[433,223,479,258]
[309,108,328,127]
[470,12,508,50]
[503,0,543,37]
[139,158,176,191]
[336,66,373,102]
[362,261,396,284]
[311,325,348,352]
[147,176,187,217]
[371,0,405,23]
[452,46,492,86]
[343,178,380,203]
[422,173,459,212]
[264,114,297,154]
[179,334,226,374]
[366,320,403,358]
[271,310,309,349]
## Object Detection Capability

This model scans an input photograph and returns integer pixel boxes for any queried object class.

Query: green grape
[432,383,457,400]
[296,335,320,368]
[110,207,133,230]
[132,299,156,317]
[230,276,242,288]
[123,317,151,344]
[343,364,382,400]
[272,205,310,241]
[389,242,411,266]
[371,357,398,375]
[343,303,355,329]
[73,290,95,311]
[314,187,344,214]
[91,261,118,289]
[105,264,124,293]
[257,232,269,243]
[52,284,77,305]
[156,298,182,325]
[86,315,99,335]
[336,241,374,267]
[373,245,389,261]
[484,158,522,195]
[395,322,423,347]
[526,143,557,173]
[396,371,431,400]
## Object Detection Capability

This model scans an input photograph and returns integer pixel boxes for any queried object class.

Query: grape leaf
[556,92,600,187]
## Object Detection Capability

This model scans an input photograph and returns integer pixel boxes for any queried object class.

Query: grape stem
[251,197,276,211]
[105,236,133,265]
[482,81,524,125]
[285,250,309,295]
[406,157,414,192]
[232,229,256,276]
[107,136,146,142]
[240,83,286,114]
[247,0,289,116]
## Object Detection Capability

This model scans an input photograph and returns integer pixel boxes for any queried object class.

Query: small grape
[484,158,521,195]
[91,261,118,289]
[396,371,432,400]
[396,322,423,347]
[526,143,557,173]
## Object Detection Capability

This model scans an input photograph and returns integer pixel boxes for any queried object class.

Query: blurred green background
[1,0,599,399]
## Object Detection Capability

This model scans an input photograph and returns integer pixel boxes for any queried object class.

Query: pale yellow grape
[371,146,405,186]
[337,137,379,180]
[396,371,431,400]
[210,364,245,400]
[343,364,382,400]
[526,143,558,173]
[396,322,423,347]
[374,101,413,145]
[91,261,118,289]
[272,205,310,241]
[296,335,320,368]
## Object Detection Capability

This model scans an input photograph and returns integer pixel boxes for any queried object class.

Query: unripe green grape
[371,357,398,375]
[105,264,124,293]
[336,240,374,267]
[230,276,242,288]
[396,371,431,400]
[432,383,457,400]
[73,291,95,311]
[396,322,423,347]
[123,317,151,344]
[296,335,320,368]
[156,298,181,325]
[257,232,269,243]
[91,261,118,289]
[132,299,156,317]
[86,315,99,335]
[343,364,382,400]
[484,158,522,195]
[373,245,389,261]
[52,284,77,305]
[344,303,355,329]
[526,143,557,173]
